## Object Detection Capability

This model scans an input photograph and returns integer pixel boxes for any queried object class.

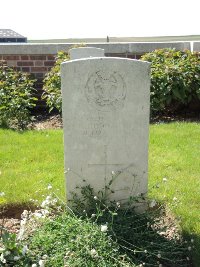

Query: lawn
[0,129,65,205]
[0,122,200,265]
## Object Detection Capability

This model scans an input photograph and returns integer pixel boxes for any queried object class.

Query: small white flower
[191,239,194,243]
[91,214,96,218]
[116,202,120,208]
[186,257,190,261]
[47,185,52,190]
[157,253,161,258]
[20,218,27,226]
[67,168,70,171]
[149,199,157,208]
[22,245,28,255]
[41,209,50,216]
[42,255,48,260]
[101,225,108,232]
[14,256,20,261]
[163,177,167,182]
[90,248,98,257]
[111,171,115,175]
[188,246,192,251]
[39,259,45,267]
[0,253,6,263]
[34,212,43,218]
[173,197,177,201]
[0,192,5,197]
[159,264,163,267]
[94,196,98,200]
[32,264,37,267]
[22,210,29,219]
[144,250,147,253]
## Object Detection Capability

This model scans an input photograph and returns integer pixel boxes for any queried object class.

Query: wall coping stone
[0,41,193,55]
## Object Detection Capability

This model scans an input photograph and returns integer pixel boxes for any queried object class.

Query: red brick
[6,60,17,67]
[30,55,46,60]
[3,55,20,60]
[44,61,55,67]
[17,61,34,66]
[21,55,29,60]
[21,67,30,72]
[34,61,44,66]
[31,67,47,72]
[47,55,56,60]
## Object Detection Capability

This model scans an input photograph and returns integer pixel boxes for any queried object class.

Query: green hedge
[42,51,69,113]
[141,48,200,114]
[42,48,200,116]
[0,61,36,129]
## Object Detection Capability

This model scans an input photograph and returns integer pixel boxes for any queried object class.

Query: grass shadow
[93,206,193,267]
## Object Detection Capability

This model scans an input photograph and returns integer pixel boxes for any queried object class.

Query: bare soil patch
[28,114,62,130]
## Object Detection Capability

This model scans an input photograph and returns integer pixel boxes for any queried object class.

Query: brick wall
[0,54,56,76]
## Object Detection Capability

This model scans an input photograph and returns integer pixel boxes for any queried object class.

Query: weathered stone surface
[69,47,104,60]
[61,57,150,208]
[0,42,191,55]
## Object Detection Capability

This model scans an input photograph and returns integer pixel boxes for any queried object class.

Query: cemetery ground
[0,122,200,266]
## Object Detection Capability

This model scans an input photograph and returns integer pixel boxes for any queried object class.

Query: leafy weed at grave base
[0,184,192,267]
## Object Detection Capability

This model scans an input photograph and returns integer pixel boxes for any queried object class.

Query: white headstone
[69,47,105,60]
[61,57,150,208]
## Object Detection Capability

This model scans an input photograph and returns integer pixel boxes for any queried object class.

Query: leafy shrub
[42,51,69,113]
[0,61,36,129]
[141,48,200,114]
[42,44,86,113]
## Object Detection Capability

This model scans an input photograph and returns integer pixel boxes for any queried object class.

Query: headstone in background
[61,57,150,209]
[69,47,105,60]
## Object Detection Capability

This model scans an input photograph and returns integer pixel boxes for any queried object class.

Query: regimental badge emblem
[85,70,126,111]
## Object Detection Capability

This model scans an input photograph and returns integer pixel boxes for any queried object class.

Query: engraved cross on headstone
[88,145,124,183]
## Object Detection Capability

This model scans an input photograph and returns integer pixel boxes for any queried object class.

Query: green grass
[0,122,200,265]
[149,122,200,266]
[0,129,65,205]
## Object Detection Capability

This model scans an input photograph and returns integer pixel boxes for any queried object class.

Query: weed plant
[0,185,192,267]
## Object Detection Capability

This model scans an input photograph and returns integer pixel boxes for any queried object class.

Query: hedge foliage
[42,51,69,113]
[43,48,200,115]
[42,45,86,113]
[141,48,200,114]
[0,61,36,129]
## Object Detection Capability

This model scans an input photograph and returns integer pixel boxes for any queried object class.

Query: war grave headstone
[69,47,105,60]
[61,51,150,209]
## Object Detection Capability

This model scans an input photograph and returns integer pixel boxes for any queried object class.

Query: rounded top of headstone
[69,47,105,60]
